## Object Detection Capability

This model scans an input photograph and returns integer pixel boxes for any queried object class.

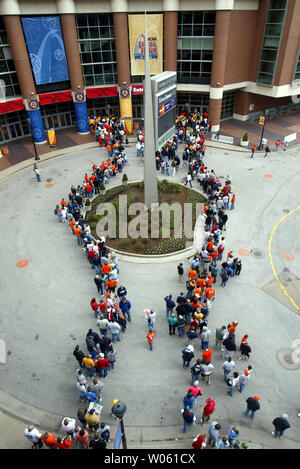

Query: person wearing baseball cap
[272,414,290,439]
[244,396,260,420]
[239,366,252,393]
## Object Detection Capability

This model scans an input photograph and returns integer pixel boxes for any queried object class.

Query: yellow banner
[47,128,57,145]
[259,116,265,126]
[128,14,163,76]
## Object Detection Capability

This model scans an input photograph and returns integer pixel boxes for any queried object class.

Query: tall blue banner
[21,16,69,85]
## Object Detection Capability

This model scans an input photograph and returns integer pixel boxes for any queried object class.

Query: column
[113,12,133,134]
[3,15,46,143]
[163,11,178,72]
[208,9,232,132]
[60,13,90,134]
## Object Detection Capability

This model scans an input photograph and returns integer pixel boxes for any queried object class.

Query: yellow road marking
[268,206,300,311]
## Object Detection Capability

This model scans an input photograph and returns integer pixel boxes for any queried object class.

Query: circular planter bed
[86,180,207,256]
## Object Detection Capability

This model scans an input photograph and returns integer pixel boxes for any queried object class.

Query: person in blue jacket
[119,297,132,322]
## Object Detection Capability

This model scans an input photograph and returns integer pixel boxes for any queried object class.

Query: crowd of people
[25,110,292,450]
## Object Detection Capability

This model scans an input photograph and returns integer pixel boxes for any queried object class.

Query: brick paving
[0,127,95,172]
[220,109,300,149]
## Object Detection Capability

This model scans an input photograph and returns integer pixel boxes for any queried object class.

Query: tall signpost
[143,13,159,210]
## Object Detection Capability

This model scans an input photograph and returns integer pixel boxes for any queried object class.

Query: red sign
[131,85,144,95]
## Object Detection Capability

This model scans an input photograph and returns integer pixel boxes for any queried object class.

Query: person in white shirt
[200,362,214,385]
[227,372,240,396]
[77,381,86,400]
[222,357,235,381]
[61,417,76,436]
[24,426,43,448]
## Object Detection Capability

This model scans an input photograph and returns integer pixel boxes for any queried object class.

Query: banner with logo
[259,115,265,126]
[128,14,163,76]
[47,128,57,146]
[21,16,69,85]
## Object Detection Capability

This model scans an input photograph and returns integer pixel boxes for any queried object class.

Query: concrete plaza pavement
[0,141,300,449]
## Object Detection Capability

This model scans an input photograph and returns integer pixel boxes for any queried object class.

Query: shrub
[100,182,106,191]
[85,198,91,206]
[134,241,144,252]
[120,240,130,249]
[90,223,97,231]
[122,173,128,182]
[242,132,249,142]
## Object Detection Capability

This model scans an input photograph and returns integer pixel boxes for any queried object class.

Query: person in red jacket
[95,354,110,378]
[90,298,99,318]
[55,435,72,449]
[201,398,215,424]
[192,434,206,449]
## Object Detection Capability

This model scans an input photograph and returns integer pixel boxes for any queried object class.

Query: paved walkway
[0,140,300,449]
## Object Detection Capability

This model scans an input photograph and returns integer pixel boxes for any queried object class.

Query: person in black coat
[272,414,290,438]
[244,396,260,420]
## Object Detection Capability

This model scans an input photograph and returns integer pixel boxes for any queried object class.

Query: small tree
[242,132,249,142]
[100,182,106,191]
[122,173,128,183]
[85,198,91,206]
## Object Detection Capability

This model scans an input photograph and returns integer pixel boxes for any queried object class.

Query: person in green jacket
[168,313,178,335]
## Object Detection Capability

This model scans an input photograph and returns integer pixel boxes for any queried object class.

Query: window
[221,91,236,120]
[176,93,210,114]
[257,0,288,85]
[0,18,20,97]
[76,14,117,86]
[177,12,215,84]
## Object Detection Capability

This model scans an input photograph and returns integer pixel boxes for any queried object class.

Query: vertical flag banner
[128,14,163,76]
[21,16,69,85]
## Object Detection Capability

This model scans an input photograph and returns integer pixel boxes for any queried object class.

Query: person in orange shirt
[102,264,112,275]
[106,144,112,157]
[207,240,214,252]
[146,329,156,351]
[70,218,75,234]
[196,278,206,289]
[74,224,83,245]
[61,198,67,208]
[202,348,213,362]
[192,298,201,310]
[106,279,117,293]
[188,269,197,280]
[230,194,236,210]
[193,287,202,298]
[205,285,215,300]
[205,275,214,287]
[41,432,57,448]
[228,321,238,334]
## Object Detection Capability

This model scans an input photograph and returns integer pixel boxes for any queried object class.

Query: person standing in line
[227,371,240,396]
[222,356,235,382]
[222,334,237,360]
[146,329,156,351]
[33,164,41,182]
[187,380,203,406]
[89,432,107,449]
[207,421,221,447]
[164,294,176,319]
[191,359,202,385]
[108,318,121,343]
[97,314,109,337]
[244,396,261,420]
[215,325,227,350]
[216,436,230,449]
[201,398,215,425]
[107,344,117,371]
[73,345,85,368]
[168,313,178,335]
[24,426,44,448]
[239,368,252,393]
[76,429,89,449]
[200,326,211,350]
[200,360,214,385]
[227,426,239,447]
[82,354,95,378]
[183,390,195,409]
[272,414,290,439]
[41,432,57,448]
[95,353,110,378]
[182,345,194,368]
[91,378,104,400]
[182,406,196,433]
[177,315,186,337]
[144,309,156,332]
[177,263,184,282]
